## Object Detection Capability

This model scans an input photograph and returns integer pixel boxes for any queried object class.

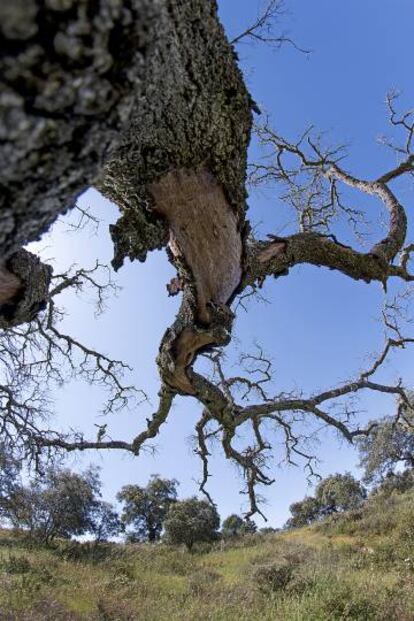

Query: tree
[222,513,257,537]
[89,501,123,543]
[285,474,366,528]
[117,475,178,542]
[0,261,141,461]
[222,514,244,538]
[1,1,414,519]
[285,497,321,529]
[0,443,21,517]
[315,473,366,516]
[371,470,414,497]
[163,498,220,550]
[0,0,252,328]
[3,466,101,543]
[358,401,414,484]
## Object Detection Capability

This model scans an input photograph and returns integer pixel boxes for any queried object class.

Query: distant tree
[240,518,257,535]
[89,501,123,543]
[117,475,178,542]
[260,527,278,535]
[4,466,101,543]
[222,514,257,537]
[0,443,21,519]
[370,469,414,497]
[163,498,220,550]
[285,496,321,529]
[315,473,366,516]
[285,473,367,528]
[358,406,414,484]
[222,514,243,537]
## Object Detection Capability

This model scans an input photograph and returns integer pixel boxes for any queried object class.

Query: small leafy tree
[163,497,220,550]
[117,475,178,542]
[222,514,257,537]
[3,466,101,543]
[358,408,414,484]
[240,518,257,535]
[0,443,21,520]
[315,473,366,516]
[371,470,414,497]
[89,501,123,543]
[285,496,321,529]
[285,473,366,528]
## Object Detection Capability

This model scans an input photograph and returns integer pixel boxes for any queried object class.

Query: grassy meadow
[1,488,414,620]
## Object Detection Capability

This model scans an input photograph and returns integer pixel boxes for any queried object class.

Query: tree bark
[2,1,411,400]
[1,0,252,331]
[0,0,253,396]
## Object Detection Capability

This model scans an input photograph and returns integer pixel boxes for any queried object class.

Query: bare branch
[245,120,414,291]
[231,0,310,54]
[182,331,413,518]
[0,260,146,459]
[62,204,101,235]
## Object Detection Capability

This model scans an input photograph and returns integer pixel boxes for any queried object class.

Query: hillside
[1,489,413,620]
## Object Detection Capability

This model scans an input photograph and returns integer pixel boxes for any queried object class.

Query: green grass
[1,490,414,619]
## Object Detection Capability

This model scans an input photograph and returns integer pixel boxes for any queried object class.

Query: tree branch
[231,0,310,54]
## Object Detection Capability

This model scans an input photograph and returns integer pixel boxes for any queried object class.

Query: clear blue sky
[30,0,414,527]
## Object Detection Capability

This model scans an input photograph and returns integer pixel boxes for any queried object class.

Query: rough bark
[1,0,157,325]
[1,0,251,329]
[3,2,413,517]
[1,0,253,394]
[97,1,253,393]
[1,0,154,258]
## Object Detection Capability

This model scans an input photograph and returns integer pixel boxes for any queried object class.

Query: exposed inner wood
[150,168,242,323]
[164,327,216,395]
[258,241,287,263]
[0,264,22,307]
[149,167,243,394]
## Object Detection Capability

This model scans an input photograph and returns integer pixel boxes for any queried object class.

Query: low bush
[252,559,295,593]
[187,568,220,596]
[1,552,32,574]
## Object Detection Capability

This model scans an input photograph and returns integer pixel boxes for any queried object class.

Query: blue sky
[29,0,414,527]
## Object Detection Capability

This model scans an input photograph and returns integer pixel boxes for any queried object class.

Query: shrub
[2,553,32,575]
[188,568,220,596]
[252,560,295,593]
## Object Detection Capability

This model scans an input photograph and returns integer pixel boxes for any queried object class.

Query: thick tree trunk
[0,0,251,334]
[0,0,253,393]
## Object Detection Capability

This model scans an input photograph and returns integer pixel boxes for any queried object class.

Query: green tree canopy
[89,500,122,543]
[315,473,366,516]
[222,513,257,537]
[163,497,220,550]
[285,473,366,529]
[2,466,101,543]
[117,475,178,542]
[357,405,414,484]
[285,496,321,529]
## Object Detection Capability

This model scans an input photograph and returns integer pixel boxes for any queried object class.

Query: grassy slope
[1,489,413,621]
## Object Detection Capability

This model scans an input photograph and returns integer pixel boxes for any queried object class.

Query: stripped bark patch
[0,265,21,306]
[150,168,243,325]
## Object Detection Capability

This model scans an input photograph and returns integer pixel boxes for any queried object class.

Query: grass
[1,489,414,619]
